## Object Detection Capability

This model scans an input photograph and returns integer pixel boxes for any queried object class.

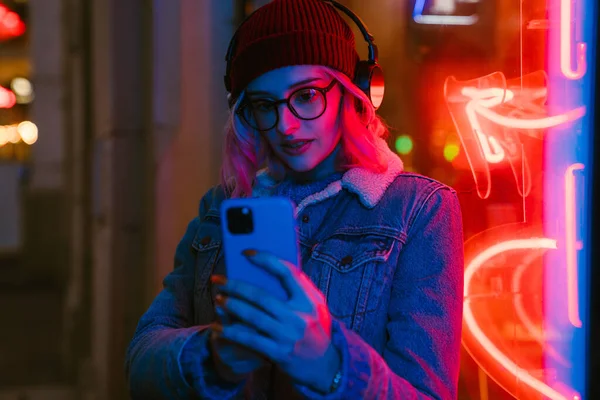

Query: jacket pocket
[192,219,223,326]
[310,231,396,330]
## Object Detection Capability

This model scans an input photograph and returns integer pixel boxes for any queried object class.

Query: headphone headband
[224,0,384,109]
[322,0,378,62]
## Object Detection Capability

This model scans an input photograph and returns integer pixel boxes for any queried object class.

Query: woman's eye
[252,101,274,111]
[296,89,318,103]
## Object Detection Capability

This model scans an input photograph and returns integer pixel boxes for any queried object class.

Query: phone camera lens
[227,207,254,235]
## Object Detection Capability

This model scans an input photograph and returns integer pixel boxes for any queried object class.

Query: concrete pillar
[153,0,234,291]
[29,0,65,190]
[88,0,237,397]
[89,0,153,398]
[25,0,70,284]
[60,0,96,392]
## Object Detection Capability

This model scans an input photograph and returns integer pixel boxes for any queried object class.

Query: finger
[211,322,263,354]
[216,279,296,323]
[295,271,324,301]
[220,323,287,364]
[215,303,233,325]
[216,295,295,342]
[210,324,268,372]
[242,249,305,300]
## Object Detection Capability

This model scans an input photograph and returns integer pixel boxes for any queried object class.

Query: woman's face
[243,65,344,181]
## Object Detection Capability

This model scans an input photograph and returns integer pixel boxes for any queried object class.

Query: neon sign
[413,0,479,25]
[444,71,586,199]
[440,0,592,396]
[564,163,584,328]
[463,236,568,399]
[461,160,587,398]
[463,233,582,399]
[462,159,586,399]
[449,78,587,400]
[560,0,586,79]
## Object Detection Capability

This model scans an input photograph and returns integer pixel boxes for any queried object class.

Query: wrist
[208,335,247,384]
[313,342,342,394]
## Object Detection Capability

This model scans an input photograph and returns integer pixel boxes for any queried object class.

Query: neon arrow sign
[444,71,586,199]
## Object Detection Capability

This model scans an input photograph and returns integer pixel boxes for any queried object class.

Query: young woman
[126,0,464,399]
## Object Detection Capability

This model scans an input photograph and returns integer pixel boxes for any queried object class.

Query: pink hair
[220,67,391,198]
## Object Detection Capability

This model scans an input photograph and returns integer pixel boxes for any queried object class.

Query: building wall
[153,0,233,296]
[88,1,236,399]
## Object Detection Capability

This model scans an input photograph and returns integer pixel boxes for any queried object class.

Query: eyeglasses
[237,80,338,132]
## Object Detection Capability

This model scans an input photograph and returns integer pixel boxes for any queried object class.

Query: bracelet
[329,369,343,393]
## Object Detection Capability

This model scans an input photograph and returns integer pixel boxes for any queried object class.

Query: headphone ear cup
[353,61,372,98]
[354,61,385,110]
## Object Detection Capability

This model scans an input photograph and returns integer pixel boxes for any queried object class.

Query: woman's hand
[211,249,341,393]
[208,321,267,383]
[208,280,268,383]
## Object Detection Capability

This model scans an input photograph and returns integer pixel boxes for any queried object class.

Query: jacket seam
[405,185,452,238]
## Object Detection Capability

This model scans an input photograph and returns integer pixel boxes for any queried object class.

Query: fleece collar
[252,139,404,213]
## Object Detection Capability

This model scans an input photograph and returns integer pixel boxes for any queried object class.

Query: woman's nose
[276,104,300,136]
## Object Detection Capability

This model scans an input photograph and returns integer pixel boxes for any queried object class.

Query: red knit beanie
[227,0,360,100]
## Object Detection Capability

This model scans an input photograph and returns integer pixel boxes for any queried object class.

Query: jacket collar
[252,139,404,212]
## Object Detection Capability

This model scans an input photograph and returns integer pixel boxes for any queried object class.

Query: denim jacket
[125,144,465,399]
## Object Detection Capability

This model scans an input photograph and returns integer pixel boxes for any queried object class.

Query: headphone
[223,0,385,110]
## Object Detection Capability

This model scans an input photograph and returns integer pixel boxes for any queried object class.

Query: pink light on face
[564,163,584,328]
[464,238,580,400]
[560,0,586,80]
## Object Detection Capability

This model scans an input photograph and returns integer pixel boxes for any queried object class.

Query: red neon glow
[560,0,586,79]
[461,155,585,398]
[0,4,25,41]
[444,71,586,199]
[0,85,16,108]
[442,0,589,396]
[564,163,584,328]
[464,237,580,400]
[462,87,507,164]
[511,251,571,367]
[462,87,586,131]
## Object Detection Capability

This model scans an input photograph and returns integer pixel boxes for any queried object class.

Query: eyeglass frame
[236,80,339,132]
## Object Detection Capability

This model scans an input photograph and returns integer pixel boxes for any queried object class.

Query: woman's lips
[280,139,314,156]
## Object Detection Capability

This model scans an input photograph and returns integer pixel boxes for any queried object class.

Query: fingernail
[210,275,227,285]
[210,323,223,333]
[242,249,257,257]
[215,294,227,306]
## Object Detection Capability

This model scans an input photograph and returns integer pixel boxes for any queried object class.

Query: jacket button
[302,215,309,223]
[340,255,353,266]
[200,236,211,246]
